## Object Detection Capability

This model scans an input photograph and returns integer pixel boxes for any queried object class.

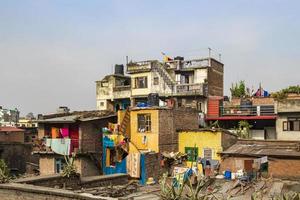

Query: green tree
[230,81,246,98]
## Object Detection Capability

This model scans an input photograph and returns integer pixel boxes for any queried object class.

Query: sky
[0,0,299,116]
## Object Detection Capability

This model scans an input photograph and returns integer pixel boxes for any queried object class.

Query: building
[125,107,199,153]
[96,56,224,114]
[34,110,117,177]
[0,126,25,143]
[178,128,237,172]
[206,97,277,140]
[0,106,19,127]
[17,118,38,128]
[220,140,300,179]
[276,96,300,140]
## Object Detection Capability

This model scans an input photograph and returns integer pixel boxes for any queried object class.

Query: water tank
[148,93,159,107]
[174,56,184,61]
[115,64,124,75]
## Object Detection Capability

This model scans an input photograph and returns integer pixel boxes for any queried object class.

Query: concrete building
[0,106,19,127]
[34,110,117,177]
[124,107,199,153]
[96,57,224,114]
[206,97,277,140]
[276,97,300,140]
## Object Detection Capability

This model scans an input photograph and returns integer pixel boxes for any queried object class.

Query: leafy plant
[62,153,77,178]
[236,120,253,139]
[272,85,300,101]
[230,81,246,98]
[0,159,10,183]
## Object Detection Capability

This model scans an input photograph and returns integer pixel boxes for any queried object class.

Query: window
[100,102,104,107]
[135,76,148,88]
[185,147,198,162]
[55,158,66,173]
[138,114,151,132]
[153,77,159,85]
[106,147,116,167]
[283,117,300,131]
[203,148,212,160]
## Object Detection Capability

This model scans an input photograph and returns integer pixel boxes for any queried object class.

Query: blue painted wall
[102,135,127,174]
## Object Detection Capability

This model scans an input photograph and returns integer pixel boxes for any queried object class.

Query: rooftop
[221,140,300,158]
[38,110,116,123]
[0,127,25,132]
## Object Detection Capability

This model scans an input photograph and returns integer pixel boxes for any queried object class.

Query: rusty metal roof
[221,140,300,158]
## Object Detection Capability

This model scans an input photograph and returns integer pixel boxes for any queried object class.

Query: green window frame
[185,147,198,162]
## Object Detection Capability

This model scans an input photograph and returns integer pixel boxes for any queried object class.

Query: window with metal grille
[185,147,198,162]
[283,117,300,131]
[137,114,151,132]
[135,76,148,88]
[203,148,212,160]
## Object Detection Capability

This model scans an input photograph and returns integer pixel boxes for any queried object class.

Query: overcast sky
[1,0,299,116]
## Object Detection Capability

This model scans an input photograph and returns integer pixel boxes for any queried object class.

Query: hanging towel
[45,138,52,147]
[51,127,60,138]
[60,127,69,138]
[50,138,71,155]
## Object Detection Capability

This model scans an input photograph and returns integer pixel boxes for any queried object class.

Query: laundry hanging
[50,138,71,155]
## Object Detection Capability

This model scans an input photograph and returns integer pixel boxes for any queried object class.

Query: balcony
[33,138,101,155]
[175,83,207,96]
[126,61,154,74]
[220,105,275,116]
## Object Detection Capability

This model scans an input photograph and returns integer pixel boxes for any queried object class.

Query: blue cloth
[50,138,71,155]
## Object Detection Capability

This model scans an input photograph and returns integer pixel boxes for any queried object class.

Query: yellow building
[178,129,237,170]
[118,107,199,154]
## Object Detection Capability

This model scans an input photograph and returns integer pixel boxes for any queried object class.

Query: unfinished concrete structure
[96,57,224,114]
[34,110,117,177]
[276,97,300,140]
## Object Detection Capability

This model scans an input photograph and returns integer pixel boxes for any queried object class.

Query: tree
[236,120,252,139]
[230,81,246,98]
[25,112,35,120]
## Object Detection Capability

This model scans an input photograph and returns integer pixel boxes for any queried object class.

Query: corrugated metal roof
[0,127,25,132]
[221,140,300,158]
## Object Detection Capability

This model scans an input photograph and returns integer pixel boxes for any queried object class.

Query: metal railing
[220,105,275,116]
[113,85,131,92]
[175,83,205,95]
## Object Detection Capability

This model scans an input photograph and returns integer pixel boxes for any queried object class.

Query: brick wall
[144,152,160,182]
[79,116,116,156]
[221,132,238,150]
[220,156,300,179]
[158,108,198,153]
[39,156,56,176]
[269,159,300,179]
[207,59,224,97]
[0,143,37,174]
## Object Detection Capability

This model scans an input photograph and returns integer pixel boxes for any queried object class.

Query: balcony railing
[220,105,275,116]
[113,85,131,92]
[126,61,153,73]
[175,83,207,96]
[33,138,101,155]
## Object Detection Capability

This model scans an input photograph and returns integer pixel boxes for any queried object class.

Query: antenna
[126,56,128,65]
[208,47,212,58]
[219,54,222,62]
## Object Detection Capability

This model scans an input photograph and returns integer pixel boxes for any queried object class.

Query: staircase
[119,108,130,139]
[153,62,176,92]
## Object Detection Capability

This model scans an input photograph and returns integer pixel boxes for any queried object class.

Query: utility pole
[208,47,212,58]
